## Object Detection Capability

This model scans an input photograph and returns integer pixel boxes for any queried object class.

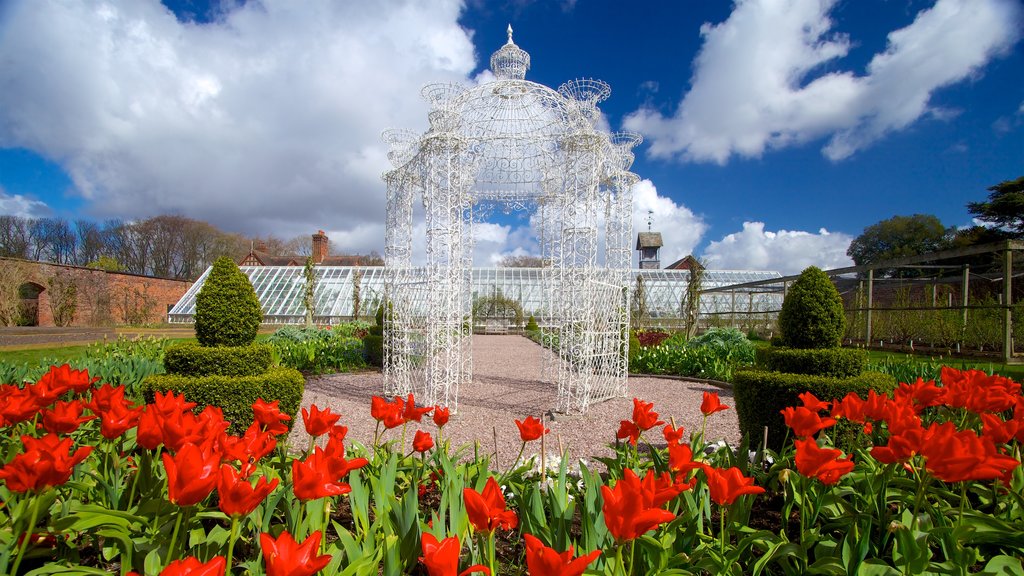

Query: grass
[0,334,279,368]
[859,348,1024,381]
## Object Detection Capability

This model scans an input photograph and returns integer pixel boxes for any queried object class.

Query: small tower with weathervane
[636,210,663,269]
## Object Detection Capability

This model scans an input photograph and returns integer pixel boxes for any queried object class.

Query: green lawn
[860,348,1024,381]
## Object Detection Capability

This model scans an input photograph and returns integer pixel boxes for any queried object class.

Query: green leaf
[976,555,1024,576]
[857,559,901,576]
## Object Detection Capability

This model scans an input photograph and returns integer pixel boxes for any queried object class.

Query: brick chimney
[312,230,328,264]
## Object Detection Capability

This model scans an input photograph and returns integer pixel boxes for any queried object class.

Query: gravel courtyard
[287,335,742,469]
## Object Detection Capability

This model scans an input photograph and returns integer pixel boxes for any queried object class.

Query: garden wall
[0,257,192,327]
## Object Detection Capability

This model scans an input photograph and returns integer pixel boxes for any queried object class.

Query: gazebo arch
[381,27,641,414]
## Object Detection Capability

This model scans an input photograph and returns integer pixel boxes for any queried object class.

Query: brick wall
[2,257,192,327]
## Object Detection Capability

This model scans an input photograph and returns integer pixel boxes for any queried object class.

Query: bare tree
[498,254,545,267]
[0,216,30,258]
[75,220,105,265]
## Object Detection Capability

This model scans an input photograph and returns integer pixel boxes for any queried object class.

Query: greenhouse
[167,265,784,328]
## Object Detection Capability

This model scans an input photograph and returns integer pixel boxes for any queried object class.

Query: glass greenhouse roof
[168,266,784,325]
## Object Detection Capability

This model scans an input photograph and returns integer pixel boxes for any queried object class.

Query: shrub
[687,327,756,364]
[525,315,539,332]
[755,347,866,378]
[142,366,304,434]
[194,257,262,347]
[635,330,670,347]
[777,266,845,349]
[732,369,896,450]
[163,341,273,377]
[364,304,385,367]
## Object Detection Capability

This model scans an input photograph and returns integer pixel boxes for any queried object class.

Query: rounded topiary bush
[778,266,845,349]
[194,256,263,347]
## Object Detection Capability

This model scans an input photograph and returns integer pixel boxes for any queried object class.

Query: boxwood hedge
[142,366,304,435]
[163,341,273,377]
[755,346,866,378]
[733,369,896,450]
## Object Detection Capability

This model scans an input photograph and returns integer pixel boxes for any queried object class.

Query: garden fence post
[865,269,873,345]
[1003,248,1012,363]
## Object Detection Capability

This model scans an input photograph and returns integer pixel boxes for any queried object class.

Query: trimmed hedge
[755,346,866,378]
[778,266,845,349]
[195,257,263,347]
[163,342,273,377]
[733,369,896,450]
[142,366,304,435]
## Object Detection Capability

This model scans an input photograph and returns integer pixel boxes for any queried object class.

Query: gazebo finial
[507,23,514,45]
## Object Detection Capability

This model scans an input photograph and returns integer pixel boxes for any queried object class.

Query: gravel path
[287,335,741,470]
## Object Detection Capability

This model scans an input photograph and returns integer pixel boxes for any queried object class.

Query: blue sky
[0,0,1021,273]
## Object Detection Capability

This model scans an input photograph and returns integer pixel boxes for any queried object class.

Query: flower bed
[0,364,1021,575]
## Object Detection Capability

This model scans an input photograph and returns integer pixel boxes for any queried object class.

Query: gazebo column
[422,133,472,410]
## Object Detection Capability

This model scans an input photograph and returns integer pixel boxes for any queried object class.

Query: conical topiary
[194,256,263,347]
[777,266,845,349]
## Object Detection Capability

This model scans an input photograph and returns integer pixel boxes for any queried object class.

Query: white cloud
[0,0,476,250]
[0,186,51,218]
[624,0,1021,163]
[701,221,852,274]
[631,179,706,267]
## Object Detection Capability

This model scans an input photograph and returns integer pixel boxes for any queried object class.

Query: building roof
[665,255,705,271]
[636,232,663,250]
[241,250,370,267]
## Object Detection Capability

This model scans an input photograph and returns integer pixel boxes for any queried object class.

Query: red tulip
[794,437,854,485]
[631,398,664,431]
[253,398,291,436]
[797,391,829,412]
[162,442,220,506]
[940,366,1021,414]
[40,400,96,434]
[413,430,434,453]
[705,466,765,506]
[97,400,144,439]
[160,556,226,576]
[0,384,43,424]
[981,412,1020,446]
[515,416,549,442]
[420,533,490,576]
[662,423,685,445]
[151,389,198,416]
[523,533,601,576]
[0,434,93,493]
[291,444,365,501]
[920,422,1020,483]
[780,405,836,438]
[403,394,433,423]
[36,364,98,396]
[433,406,450,428]
[302,404,341,438]
[371,396,405,429]
[218,464,279,517]
[221,422,278,474]
[615,420,641,446]
[870,421,929,465]
[700,391,729,416]
[463,477,518,533]
[600,468,677,543]
[260,530,331,576]
[893,378,945,412]
[667,442,704,477]
[136,408,165,450]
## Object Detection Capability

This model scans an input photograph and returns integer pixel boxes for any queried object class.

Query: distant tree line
[0,214,383,280]
[846,176,1024,277]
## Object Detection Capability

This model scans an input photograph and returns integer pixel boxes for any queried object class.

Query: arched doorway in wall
[18,282,44,326]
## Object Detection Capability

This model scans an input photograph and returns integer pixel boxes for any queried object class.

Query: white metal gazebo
[381,27,642,414]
